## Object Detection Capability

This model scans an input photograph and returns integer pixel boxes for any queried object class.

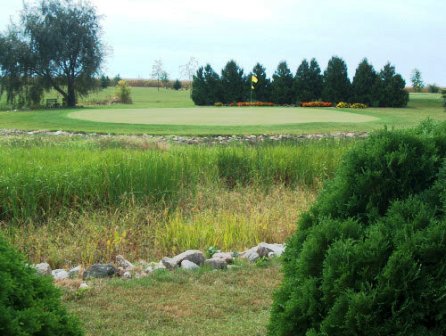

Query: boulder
[211,252,233,264]
[180,260,200,270]
[145,262,166,273]
[241,247,260,262]
[257,243,285,257]
[161,257,178,270]
[52,269,69,281]
[123,271,132,279]
[172,250,205,266]
[68,266,82,279]
[116,255,133,271]
[35,262,51,275]
[83,264,117,279]
[205,258,227,270]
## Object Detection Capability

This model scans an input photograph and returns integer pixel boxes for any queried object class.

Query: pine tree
[352,58,378,105]
[191,64,221,105]
[377,63,409,107]
[294,58,323,102]
[271,61,295,105]
[220,60,247,104]
[322,56,351,103]
[251,63,271,102]
[191,66,207,105]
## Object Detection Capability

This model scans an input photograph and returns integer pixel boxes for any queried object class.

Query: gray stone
[68,266,82,279]
[172,250,205,266]
[145,262,166,273]
[83,264,117,279]
[123,271,132,279]
[257,243,285,257]
[161,257,178,270]
[52,269,69,281]
[212,252,233,264]
[205,258,227,270]
[241,247,261,262]
[116,255,133,271]
[180,260,200,270]
[79,282,89,289]
[35,263,51,275]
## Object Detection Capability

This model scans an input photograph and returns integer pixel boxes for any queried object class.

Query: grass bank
[0,136,353,266]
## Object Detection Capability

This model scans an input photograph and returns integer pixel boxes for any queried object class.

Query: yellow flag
[251,75,258,84]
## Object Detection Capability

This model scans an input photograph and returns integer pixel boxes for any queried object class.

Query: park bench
[46,98,59,108]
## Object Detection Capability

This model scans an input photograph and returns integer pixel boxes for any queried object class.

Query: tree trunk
[66,81,76,107]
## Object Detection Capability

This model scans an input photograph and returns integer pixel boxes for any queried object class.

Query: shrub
[113,80,132,104]
[336,101,350,108]
[427,84,440,93]
[0,234,83,335]
[173,79,182,90]
[351,102,368,109]
[301,101,332,107]
[214,102,224,107]
[268,124,446,336]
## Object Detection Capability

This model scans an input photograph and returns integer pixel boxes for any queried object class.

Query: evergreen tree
[220,60,247,104]
[352,58,378,105]
[322,56,351,103]
[251,63,271,102]
[294,58,323,102]
[191,64,221,105]
[271,61,295,105]
[377,63,409,107]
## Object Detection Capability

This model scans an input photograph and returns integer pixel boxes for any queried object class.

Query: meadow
[0,135,352,266]
[0,88,444,135]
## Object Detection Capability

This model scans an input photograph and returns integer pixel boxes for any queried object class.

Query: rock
[79,282,89,289]
[35,262,51,275]
[205,258,227,270]
[257,243,285,257]
[116,255,133,271]
[241,247,261,262]
[161,257,178,270]
[83,264,117,279]
[172,250,205,266]
[180,260,200,270]
[52,269,69,281]
[123,271,132,279]
[68,266,82,279]
[212,252,233,264]
[145,262,166,273]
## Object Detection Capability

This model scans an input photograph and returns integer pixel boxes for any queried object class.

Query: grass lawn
[65,263,282,336]
[0,89,444,135]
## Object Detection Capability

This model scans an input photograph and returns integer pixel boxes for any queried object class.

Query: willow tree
[0,0,104,107]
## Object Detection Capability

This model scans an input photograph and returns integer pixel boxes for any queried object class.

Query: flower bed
[301,101,333,107]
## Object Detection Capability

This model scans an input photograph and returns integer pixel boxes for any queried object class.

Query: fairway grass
[69,107,377,126]
[0,89,444,135]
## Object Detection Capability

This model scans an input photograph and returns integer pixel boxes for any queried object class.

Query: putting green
[69,107,378,126]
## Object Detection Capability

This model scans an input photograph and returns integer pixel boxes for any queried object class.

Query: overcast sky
[0,0,445,85]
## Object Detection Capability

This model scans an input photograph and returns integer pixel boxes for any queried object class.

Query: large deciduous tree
[0,0,105,107]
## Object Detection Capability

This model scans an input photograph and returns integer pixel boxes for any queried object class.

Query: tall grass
[0,136,355,265]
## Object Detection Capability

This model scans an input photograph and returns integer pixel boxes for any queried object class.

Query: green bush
[0,235,83,335]
[268,124,446,335]
[114,80,132,104]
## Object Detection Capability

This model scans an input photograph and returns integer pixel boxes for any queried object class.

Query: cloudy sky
[1,0,445,85]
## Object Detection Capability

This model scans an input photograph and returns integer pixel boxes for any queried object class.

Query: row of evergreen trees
[191,57,409,107]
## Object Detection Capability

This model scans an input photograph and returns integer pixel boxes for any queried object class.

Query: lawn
[65,263,282,336]
[0,88,444,135]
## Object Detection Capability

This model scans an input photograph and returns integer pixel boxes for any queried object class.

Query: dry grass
[3,186,316,268]
[65,262,282,336]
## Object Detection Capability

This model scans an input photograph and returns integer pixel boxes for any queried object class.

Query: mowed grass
[0,88,444,135]
[65,262,282,336]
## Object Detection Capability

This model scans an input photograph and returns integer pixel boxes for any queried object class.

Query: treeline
[192,57,409,107]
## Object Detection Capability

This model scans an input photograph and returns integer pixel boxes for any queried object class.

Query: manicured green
[269,122,446,335]
[0,88,444,135]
